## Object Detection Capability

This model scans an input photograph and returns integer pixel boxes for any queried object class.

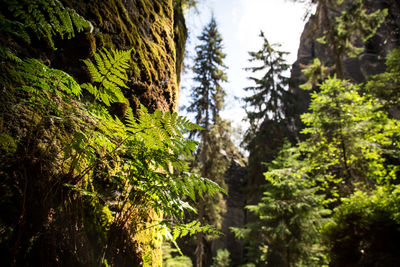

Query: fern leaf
[7,0,91,49]
[82,48,132,106]
[15,58,82,103]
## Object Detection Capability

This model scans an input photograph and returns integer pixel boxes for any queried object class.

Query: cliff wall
[290,0,400,114]
[0,0,187,266]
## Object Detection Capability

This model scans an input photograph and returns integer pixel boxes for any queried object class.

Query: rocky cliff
[290,0,400,114]
[0,0,187,266]
[212,158,247,266]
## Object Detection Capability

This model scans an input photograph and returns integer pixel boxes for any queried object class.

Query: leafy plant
[82,48,132,106]
[323,185,400,267]
[5,42,226,264]
[301,77,399,197]
[232,144,329,267]
[316,0,387,77]
[365,48,400,108]
[15,58,82,106]
[162,242,193,267]
[5,0,91,49]
[211,249,231,267]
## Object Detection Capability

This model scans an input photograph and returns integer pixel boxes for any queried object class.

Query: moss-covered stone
[135,210,164,267]
[61,0,187,112]
[0,1,188,265]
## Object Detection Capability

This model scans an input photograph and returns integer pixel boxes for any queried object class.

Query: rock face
[61,0,186,113]
[290,0,400,110]
[212,158,247,266]
[0,1,187,266]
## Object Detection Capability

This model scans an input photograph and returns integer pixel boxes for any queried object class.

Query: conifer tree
[243,31,291,134]
[232,144,329,267]
[187,16,229,267]
[242,32,295,204]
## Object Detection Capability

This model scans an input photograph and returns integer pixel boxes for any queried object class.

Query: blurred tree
[187,15,230,267]
[232,144,329,266]
[323,185,400,267]
[242,32,297,204]
[301,77,399,198]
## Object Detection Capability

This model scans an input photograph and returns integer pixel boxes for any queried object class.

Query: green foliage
[162,242,193,267]
[239,1,397,265]
[242,32,297,206]
[188,15,227,128]
[316,0,387,76]
[301,77,398,197]
[211,249,231,267]
[365,48,400,108]
[323,185,400,266]
[161,220,221,255]
[5,0,91,49]
[333,0,387,57]
[82,48,132,106]
[239,49,400,265]
[0,133,17,154]
[317,0,387,58]
[15,58,82,100]
[232,145,329,267]
[300,58,331,90]
[4,44,225,264]
[243,31,291,130]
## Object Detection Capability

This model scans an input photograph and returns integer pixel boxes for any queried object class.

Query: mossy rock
[0,133,17,154]
[61,0,187,112]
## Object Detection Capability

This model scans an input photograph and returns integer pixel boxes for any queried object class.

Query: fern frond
[0,46,22,63]
[172,220,221,240]
[83,48,132,106]
[6,0,91,49]
[160,220,220,255]
[14,58,82,110]
[0,13,31,43]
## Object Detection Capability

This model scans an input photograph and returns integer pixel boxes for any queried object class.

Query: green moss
[58,0,189,261]
[0,133,17,154]
[62,0,185,111]
[135,210,163,267]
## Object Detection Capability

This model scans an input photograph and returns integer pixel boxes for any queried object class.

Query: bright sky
[180,0,313,145]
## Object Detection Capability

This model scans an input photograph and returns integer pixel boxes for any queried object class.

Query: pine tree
[242,32,296,205]
[232,144,329,266]
[243,31,291,134]
[187,16,229,267]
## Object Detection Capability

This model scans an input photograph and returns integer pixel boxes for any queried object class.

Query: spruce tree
[187,16,229,267]
[242,32,295,204]
[232,144,329,267]
[243,31,291,134]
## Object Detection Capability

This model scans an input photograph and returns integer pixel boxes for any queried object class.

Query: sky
[179,0,313,144]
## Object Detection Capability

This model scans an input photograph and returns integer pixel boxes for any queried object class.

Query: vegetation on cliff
[0,0,224,266]
[234,1,400,266]
[1,0,399,266]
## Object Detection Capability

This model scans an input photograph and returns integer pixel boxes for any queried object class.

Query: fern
[161,220,221,255]
[9,44,225,258]
[0,13,30,44]
[82,49,132,106]
[6,0,91,49]
[0,46,22,63]
[13,58,81,112]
